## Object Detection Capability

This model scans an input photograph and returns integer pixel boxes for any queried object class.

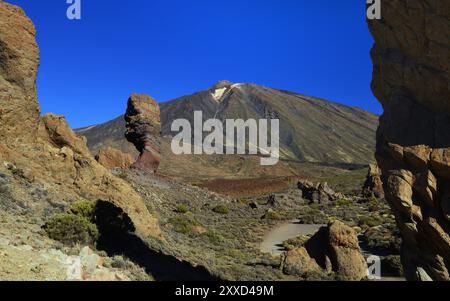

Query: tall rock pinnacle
[0,1,40,144]
[124,93,162,174]
[368,0,450,281]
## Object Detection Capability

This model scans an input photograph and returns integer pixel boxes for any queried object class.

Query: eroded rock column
[368,0,450,280]
[0,1,40,144]
[125,93,162,174]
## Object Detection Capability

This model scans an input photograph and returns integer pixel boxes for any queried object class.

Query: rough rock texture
[125,93,161,174]
[362,164,384,198]
[282,247,322,277]
[95,147,134,169]
[0,1,40,144]
[305,221,367,281]
[298,180,343,204]
[0,2,160,240]
[368,0,450,281]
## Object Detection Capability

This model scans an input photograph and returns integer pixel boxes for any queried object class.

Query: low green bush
[176,204,190,214]
[263,210,281,220]
[202,230,234,247]
[66,199,97,220]
[336,198,352,207]
[44,213,99,245]
[169,215,201,234]
[213,204,230,215]
[282,235,310,251]
[358,215,383,229]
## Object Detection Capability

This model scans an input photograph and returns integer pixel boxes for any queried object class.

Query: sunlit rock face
[368,0,450,281]
[0,1,161,240]
[0,1,40,144]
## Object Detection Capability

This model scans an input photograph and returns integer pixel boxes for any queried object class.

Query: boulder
[282,247,322,277]
[96,147,134,169]
[305,221,367,281]
[125,93,161,174]
[368,0,450,281]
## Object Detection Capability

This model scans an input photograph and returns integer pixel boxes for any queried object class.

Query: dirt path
[260,221,324,254]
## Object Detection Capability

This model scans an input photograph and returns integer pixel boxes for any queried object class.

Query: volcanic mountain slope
[77,81,378,166]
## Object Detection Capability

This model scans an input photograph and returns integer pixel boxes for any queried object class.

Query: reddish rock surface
[125,93,161,174]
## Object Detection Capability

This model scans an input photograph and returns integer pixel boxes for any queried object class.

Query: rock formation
[282,247,322,278]
[125,93,161,174]
[95,147,134,170]
[304,221,368,281]
[282,221,367,280]
[0,1,160,239]
[368,0,450,280]
[298,180,343,204]
[362,164,384,198]
[0,1,40,144]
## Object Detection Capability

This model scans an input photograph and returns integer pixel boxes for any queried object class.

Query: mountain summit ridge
[77,81,378,165]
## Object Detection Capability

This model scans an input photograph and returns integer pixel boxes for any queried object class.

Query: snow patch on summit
[211,87,227,102]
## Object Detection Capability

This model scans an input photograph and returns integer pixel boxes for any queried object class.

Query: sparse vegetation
[358,215,383,230]
[66,199,97,220]
[298,207,328,224]
[282,235,311,251]
[175,204,190,214]
[43,213,99,246]
[201,230,233,247]
[43,200,101,246]
[263,209,281,220]
[168,215,202,235]
[336,198,352,206]
[213,204,230,215]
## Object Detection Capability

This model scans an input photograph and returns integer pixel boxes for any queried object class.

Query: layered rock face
[368,1,450,280]
[0,2,160,239]
[125,93,161,174]
[0,1,40,143]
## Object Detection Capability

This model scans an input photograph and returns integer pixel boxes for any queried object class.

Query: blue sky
[9,0,381,128]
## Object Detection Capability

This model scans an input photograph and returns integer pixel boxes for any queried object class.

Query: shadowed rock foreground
[369,0,450,280]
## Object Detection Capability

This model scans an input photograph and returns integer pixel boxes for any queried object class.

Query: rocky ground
[0,209,151,281]
[106,167,403,281]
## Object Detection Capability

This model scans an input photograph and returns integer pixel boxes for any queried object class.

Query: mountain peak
[211,80,233,90]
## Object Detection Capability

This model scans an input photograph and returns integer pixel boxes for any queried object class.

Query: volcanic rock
[305,221,367,281]
[95,147,134,169]
[362,164,384,198]
[124,93,161,174]
[368,0,450,281]
[282,247,322,277]
[298,180,341,204]
[0,1,40,144]
[0,2,161,240]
